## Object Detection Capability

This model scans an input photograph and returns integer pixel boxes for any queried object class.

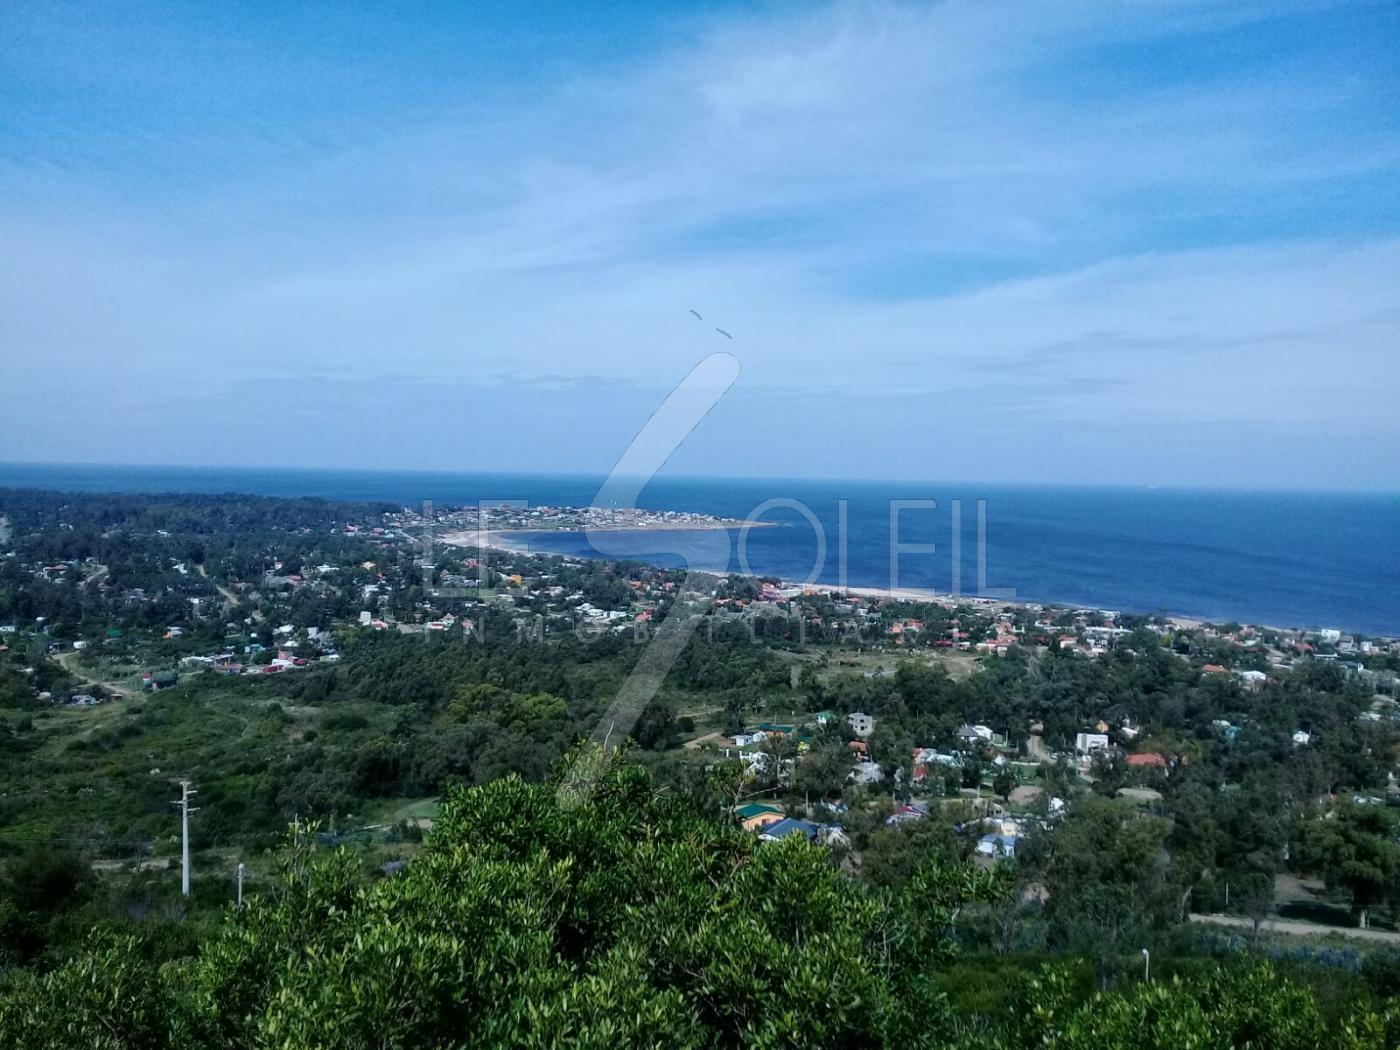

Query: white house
[847,712,874,737]
[1074,732,1110,757]
[849,760,885,785]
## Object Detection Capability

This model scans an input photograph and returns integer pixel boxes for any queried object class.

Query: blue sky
[2,0,1398,488]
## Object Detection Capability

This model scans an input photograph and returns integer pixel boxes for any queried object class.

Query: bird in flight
[715,327,732,339]
[689,309,703,320]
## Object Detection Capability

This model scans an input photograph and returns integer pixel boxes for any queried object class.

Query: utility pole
[1141,947,1150,982]
[172,779,198,897]
[236,862,245,908]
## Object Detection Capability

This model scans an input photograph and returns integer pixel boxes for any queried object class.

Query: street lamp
[1141,948,1150,982]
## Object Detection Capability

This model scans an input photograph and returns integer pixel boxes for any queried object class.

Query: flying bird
[715,327,732,339]
[689,309,703,320]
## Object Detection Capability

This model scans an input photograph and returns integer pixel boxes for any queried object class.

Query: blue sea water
[1,462,1397,635]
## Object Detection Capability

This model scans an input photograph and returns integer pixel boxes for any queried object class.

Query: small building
[1074,732,1109,757]
[850,759,885,785]
[736,802,785,833]
[847,712,874,737]
[976,834,1017,858]
[759,818,821,843]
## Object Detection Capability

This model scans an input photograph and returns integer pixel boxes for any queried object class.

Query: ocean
[1,462,1397,635]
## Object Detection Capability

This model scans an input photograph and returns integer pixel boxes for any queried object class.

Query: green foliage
[1300,803,1400,925]
[6,748,1384,1048]
[986,961,1399,1050]
[1040,796,1175,985]
[0,934,175,1049]
[0,748,1000,1047]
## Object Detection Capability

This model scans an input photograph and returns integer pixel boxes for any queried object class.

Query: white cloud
[1,0,1397,485]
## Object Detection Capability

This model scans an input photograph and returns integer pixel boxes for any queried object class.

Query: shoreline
[439,527,1358,637]
[441,521,775,554]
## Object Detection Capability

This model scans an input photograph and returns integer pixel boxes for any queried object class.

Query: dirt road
[197,563,241,605]
[1190,912,1400,944]
[55,650,138,698]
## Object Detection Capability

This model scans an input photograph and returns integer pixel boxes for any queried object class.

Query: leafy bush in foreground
[1,749,1395,1048]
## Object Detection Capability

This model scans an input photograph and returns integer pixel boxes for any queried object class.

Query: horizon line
[1,458,1398,499]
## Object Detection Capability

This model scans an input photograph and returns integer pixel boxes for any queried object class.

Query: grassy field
[775,645,982,683]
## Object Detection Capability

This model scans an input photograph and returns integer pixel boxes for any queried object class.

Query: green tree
[1300,802,1400,929]
[1042,797,1173,987]
[993,768,1017,803]
[0,746,1004,1048]
[792,739,853,800]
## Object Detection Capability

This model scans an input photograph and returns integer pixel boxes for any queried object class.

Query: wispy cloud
[1,0,1397,486]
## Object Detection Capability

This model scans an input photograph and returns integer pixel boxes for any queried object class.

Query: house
[1074,732,1109,757]
[759,818,821,843]
[911,747,959,782]
[849,760,885,785]
[955,724,993,744]
[847,712,874,737]
[736,802,785,833]
[1292,730,1311,747]
[976,834,1017,858]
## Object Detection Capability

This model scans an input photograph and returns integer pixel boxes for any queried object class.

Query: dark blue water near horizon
[2,462,1397,635]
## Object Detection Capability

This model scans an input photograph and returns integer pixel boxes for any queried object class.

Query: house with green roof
[735,801,785,832]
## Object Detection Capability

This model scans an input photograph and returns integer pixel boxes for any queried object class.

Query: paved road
[1190,912,1400,944]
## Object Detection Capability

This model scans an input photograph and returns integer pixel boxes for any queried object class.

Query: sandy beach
[439,529,1294,634]
[440,529,541,554]
[440,520,774,556]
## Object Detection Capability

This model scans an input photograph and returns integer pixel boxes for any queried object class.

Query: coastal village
[5,499,1399,869]
[3,483,1400,1043]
